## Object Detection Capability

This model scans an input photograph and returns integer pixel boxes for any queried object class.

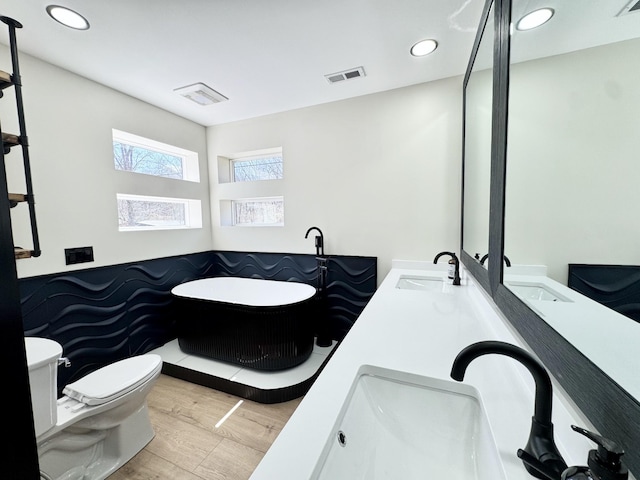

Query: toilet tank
[24,337,62,437]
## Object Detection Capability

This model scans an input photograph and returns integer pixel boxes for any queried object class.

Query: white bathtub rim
[171,277,317,307]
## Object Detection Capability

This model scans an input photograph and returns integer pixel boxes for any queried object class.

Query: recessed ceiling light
[516,8,554,31]
[410,39,438,57]
[46,5,90,30]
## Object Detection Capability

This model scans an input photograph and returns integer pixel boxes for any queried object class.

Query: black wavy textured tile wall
[209,251,377,340]
[19,251,376,390]
[20,252,216,388]
[568,264,640,323]
[325,256,379,339]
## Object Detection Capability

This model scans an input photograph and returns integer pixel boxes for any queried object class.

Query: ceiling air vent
[324,67,366,84]
[174,82,228,106]
[618,0,640,16]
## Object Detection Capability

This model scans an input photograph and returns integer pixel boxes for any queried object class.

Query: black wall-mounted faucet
[305,226,324,257]
[479,253,512,267]
[433,251,461,286]
[450,341,567,480]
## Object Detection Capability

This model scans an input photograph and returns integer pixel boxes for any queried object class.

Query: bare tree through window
[232,155,283,182]
[113,130,201,231]
[233,198,284,226]
[114,142,184,179]
[118,197,186,228]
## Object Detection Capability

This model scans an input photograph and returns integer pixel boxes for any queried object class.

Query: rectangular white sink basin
[311,365,506,480]
[507,281,572,302]
[395,275,443,290]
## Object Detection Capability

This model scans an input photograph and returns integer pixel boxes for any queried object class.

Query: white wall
[207,78,463,279]
[1,45,464,282]
[0,45,212,278]
[505,38,640,284]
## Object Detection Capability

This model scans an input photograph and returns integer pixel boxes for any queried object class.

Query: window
[113,129,202,232]
[231,154,283,182]
[217,147,285,227]
[113,129,199,182]
[117,194,202,231]
[232,197,284,226]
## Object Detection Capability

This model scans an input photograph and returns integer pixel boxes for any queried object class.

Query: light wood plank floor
[109,374,302,480]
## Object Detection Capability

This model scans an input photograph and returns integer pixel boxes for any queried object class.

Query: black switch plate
[65,246,94,265]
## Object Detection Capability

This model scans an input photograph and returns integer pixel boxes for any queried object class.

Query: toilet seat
[62,354,162,406]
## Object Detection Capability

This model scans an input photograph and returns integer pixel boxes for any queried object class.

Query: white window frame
[112,129,200,182]
[117,193,202,232]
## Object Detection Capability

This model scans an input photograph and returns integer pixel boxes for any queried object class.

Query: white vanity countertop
[249,263,610,480]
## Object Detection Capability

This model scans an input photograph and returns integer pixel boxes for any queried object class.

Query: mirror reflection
[504,1,640,400]
[462,2,493,266]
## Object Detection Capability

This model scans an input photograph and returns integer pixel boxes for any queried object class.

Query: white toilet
[24,337,163,480]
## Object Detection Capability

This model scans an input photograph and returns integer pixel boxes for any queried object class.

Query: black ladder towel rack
[1,15,41,259]
[0,16,42,477]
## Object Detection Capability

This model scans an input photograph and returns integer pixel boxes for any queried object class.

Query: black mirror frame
[460,0,640,473]
[460,0,493,295]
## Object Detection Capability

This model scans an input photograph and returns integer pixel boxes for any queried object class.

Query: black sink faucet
[450,341,567,480]
[305,226,324,257]
[433,251,461,286]
[479,253,512,267]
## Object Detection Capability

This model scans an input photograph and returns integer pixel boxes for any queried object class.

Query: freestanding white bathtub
[171,277,317,371]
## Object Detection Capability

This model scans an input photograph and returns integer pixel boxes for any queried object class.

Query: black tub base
[151,338,338,403]
[173,279,317,372]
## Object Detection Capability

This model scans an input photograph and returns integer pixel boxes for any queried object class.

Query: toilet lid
[63,354,162,406]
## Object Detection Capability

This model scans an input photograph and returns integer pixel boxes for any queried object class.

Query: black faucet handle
[571,426,628,480]
[571,426,624,459]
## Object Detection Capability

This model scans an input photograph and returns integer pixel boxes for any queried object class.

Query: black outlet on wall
[64,246,94,265]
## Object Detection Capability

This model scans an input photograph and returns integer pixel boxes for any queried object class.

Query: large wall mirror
[504,2,640,401]
[462,0,494,269]
[462,0,640,473]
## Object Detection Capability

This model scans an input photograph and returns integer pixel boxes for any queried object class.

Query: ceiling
[508,0,640,64]
[2,1,639,128]
[0,0,485,127]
